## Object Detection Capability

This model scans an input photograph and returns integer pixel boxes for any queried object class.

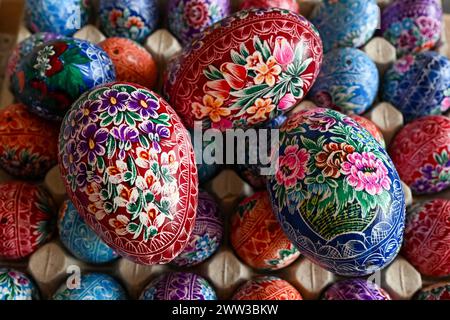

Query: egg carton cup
[0,0,450,300]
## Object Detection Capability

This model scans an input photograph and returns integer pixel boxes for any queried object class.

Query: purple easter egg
[139,272,217,300]
[381,0,443,56]
[322,279,391,300]
[167,0,232,46]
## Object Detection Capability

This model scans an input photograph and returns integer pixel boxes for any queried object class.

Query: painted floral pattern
[232,276,302,300]
[164,8,322,131]
[322,279,391,300]
[268,108,405,276]
[59,83,198,265]
[0,269,39,300]
[239,0,300,13]
[416,283,450,300]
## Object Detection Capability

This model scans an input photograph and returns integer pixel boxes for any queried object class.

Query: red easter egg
[164,8,322,131]
[239,0,300,13]
[389,115,450,194]
[0,182,55,260]
[0,103,59,179]
[58,82,198,265]
[402,199,450,277]
[349,114,385,147]
[232,276,302,300]
[99,37,158,89]
[231,191,300,270]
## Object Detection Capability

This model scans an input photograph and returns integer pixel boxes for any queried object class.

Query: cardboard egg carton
[0,0,450,300]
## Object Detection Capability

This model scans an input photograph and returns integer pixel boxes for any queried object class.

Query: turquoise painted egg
[52,273,127,300]
[311,0,379,53]
[58,200,119,264]
[268,108,405,276]
[25,0,91,36]
[0,269,39,300]
[309,48,379,115]
[11,38,116,121]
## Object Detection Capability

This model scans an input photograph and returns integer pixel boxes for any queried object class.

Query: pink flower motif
[340,152,391,196]
[220,62,248,90]
[306,114,336,132]
[441,97,450,112]
[275,145,310,189]
[394,55,414,73]
[278,93,297,111]
[274,36,295,65]
[416,16,440,40]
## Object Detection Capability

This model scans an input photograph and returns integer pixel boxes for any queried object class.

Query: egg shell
[349,114,385,148]
[11,38,116,121]
[0,269,39,300]
[0,104,59,179]
[167,0,232,46]
[389,115,450,194]
[6,32,64,81]
[231,192,300,271]
[415,282,450,300]
[25,0,91,36]
[0,182,55,260]
[381,0,443,57]
[402,199,450,277]
[382,52,450,122]
[52,273,127,300]
[310,0,379,53]
[139,272,217,300]
[232,276,302,300]
[58,82,198,265]
[99,37,158,89]
[99,0,159,44]
[239,0,299,13]
[58,200,119,264]
[268,108,405,276]
[322,279,391,300]
[164,8,323,131]
[171,190,223,267]
[309,48,379,115]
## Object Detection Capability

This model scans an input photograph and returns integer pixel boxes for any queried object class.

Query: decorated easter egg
[99,37,158,89]
[402,199,450,277]
[58,82,198,265]
[309,48,379,115]
[140,272,217,300]
[0,269,39,300]
[189,128,222,184]
[0,104,59,179]
[239,0,300,13]
[0,182,55,260]
[58,200,119,264]
[99,0,159,44]
[168,0,232,46]
[310,0,379,53]
[7,32,64,81]
[349,114,385,147]
[322,279,391,300]
[53,273,127,300]
[383,52,450,122]
[389,116,450,194]
[231,192,300,270]
[171,190,223,267]
[11,38,116,121]
[25,0,91,36]
[268,108,406,276]
[232,276,302,300]
[381,0,443,56]
[415,282,450,300]
[164,8,323,131]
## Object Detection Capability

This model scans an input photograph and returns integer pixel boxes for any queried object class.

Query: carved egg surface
[232,276,302,300]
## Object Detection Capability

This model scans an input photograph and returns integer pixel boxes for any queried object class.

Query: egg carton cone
[0,0,450,301]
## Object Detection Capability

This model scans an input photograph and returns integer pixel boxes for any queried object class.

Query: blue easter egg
[25,0,91,36]
[58,200,119,264]
[268,108,405,277]
[11,38,116,121]
[382,51,450,122]
[0,269,39,300]
[311,0,379,53]
[99,0,159,43]
[309,48,379,115]
[52,273,127,300]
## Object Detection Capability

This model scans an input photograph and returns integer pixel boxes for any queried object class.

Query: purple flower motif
[421,164,436,180]
[139,121,171,153]
[78,123,108,164]
[111,124,140,159]
[62,140,80,175]
[75,100,101,125]
[128,91,159,118]
[76,162,88,189]
[306,114,336,132]
[99,89,129,116]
